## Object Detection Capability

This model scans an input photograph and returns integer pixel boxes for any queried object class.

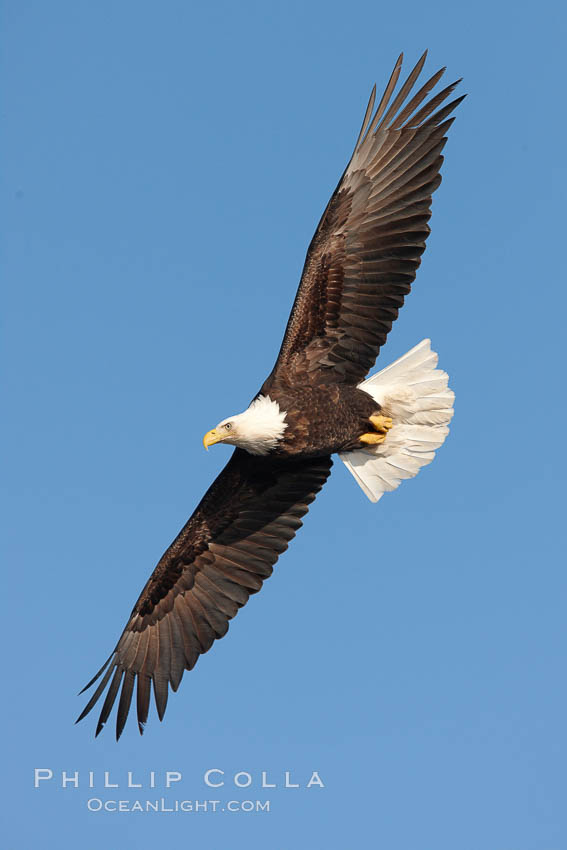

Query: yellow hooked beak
[203,428,224,450]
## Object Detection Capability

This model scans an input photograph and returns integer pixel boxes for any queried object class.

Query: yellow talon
[359,432,387,445]
[369,414,393,434]
[359,414,393,445]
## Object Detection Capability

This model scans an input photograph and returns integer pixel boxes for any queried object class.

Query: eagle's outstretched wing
[261,51,464,393]
[77,451,332,738]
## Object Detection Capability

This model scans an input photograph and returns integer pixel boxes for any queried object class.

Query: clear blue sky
[3,1,566,847]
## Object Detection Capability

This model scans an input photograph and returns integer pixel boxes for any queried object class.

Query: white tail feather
[339,339,454,503]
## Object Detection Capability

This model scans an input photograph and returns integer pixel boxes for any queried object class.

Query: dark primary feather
[77,451,332,738]
[262,50,464,393]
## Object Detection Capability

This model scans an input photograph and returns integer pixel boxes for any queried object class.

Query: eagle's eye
[224,423,232,430]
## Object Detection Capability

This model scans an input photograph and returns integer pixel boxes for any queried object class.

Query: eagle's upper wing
[77,450,332,739]
[261,52,464,392]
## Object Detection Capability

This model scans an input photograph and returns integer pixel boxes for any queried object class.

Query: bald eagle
[77,52,464,739]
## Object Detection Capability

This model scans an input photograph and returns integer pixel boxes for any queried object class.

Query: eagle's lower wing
[262,52,464,392]
[77,450,332,739]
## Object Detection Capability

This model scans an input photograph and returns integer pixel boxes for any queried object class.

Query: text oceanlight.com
[86,798,271,813]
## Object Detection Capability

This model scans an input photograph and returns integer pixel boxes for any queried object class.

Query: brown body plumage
[269,384,380,456]
[77,51,463,739]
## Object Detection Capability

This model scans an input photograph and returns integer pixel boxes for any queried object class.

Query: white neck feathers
[221,395,287,456]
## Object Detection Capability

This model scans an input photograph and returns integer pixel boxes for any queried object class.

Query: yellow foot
[369,414,393,435]
[359,431,387,445]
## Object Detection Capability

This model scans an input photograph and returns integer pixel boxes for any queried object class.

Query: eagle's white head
[203,395,288,456]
